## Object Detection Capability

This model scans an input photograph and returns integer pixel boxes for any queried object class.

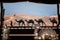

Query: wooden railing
[1,34,35,36]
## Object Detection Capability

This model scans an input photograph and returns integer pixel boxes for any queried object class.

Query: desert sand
[4,14,58,27]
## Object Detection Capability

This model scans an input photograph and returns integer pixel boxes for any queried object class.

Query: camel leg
[28,23,29,26]
[33,23,35,28]
[56,23,57,26]
[32,23,33,26]
[43,23,46,26]
[43,23,44,26]
[34,23,36,27]
[27,23,28,26]
[52,23,54,27]
[22,22,25,26]
[21,23,22,27]
[19,24,21,26]
[21,23,23,28]
[40,23,42,26]
[18,23,20,27]
[31,23,33,27]
[42,23,43,26]
[57,23,59,26]
[38,23,40,26]
[22,23,23,26]
[27,23,29,27]
[21,23,24,28]
[53,25,54,26]
[23,23,25,26]
[24,23,26,27]
[26,23,27,27]
[55,23,57,26]
[23,23,25,28]
[44,23,46,26]
[19,23,21,27]
[39,24,40,26]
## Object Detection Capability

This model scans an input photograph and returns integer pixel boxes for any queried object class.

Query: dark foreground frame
[0,1,60,40]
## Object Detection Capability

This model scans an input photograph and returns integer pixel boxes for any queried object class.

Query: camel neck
[35,20,38,22]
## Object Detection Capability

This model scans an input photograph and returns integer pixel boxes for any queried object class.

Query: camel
[15,19,25,26]
[25,19,35,26]
[49,18,57,26]
[35,19,46,26]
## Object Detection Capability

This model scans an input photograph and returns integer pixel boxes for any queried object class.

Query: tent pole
[57,2,59,27]
[2,2,10,40]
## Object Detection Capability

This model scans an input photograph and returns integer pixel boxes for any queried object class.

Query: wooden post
[1,2,9,40]
[57,2,59,26]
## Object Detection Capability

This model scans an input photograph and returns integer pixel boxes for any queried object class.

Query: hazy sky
[0,5,1,13]
[59,4,60,13]
[3,2,58,16]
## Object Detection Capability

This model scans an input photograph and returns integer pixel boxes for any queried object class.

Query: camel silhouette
[25,19,34,26]
[49,18,57,26]
[15,19,25,26]
[35,19,46,26]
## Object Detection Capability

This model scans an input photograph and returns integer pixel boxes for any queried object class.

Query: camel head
[13,14,16,17]
[49,18,52,21]
[20,19,23,20]
[34,19,37,21]
[25,20,27,21]
[39,18,42,20]
[15,19,18,21]
[53,17,55,20]
[30,19,32,20]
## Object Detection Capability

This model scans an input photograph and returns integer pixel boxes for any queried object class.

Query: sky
[0,5,1,19]
[0,5,1,13]
[59,4,60,14]
[3,2,58,17]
